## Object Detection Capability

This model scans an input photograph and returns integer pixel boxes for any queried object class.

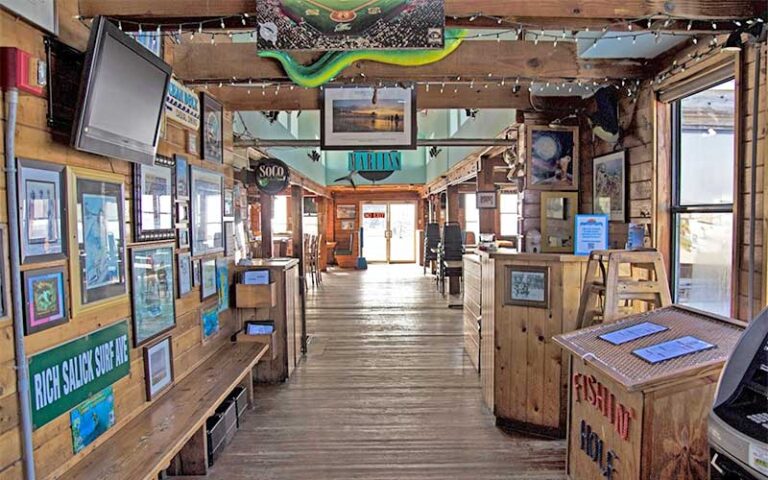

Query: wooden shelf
[235,331,276,359]
[235,283,276,309]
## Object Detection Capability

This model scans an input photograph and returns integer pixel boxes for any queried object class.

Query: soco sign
[254,158,290,195]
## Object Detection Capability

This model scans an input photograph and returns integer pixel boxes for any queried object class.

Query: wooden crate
[235,283,276,309]
[235,331,276,359]
[555,306,745,480]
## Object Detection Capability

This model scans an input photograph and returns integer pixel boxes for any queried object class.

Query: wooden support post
[291,185,304,274]
[477,155,500,237]
[446,185,461,295]
[177,425,209,475]
[246,368,255,409]
[316,197,329,271]
[260,194,273,259]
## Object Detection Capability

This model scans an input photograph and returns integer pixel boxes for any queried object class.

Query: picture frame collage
[15,89,240,452]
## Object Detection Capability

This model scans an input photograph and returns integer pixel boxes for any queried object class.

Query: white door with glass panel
[361,202,416,263]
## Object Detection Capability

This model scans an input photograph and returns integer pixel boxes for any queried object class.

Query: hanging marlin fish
[258,28,468,89]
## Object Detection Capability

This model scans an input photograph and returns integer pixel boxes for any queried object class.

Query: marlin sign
[339,151,402,184]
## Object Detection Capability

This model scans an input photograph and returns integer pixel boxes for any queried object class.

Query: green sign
[28,321,130,429]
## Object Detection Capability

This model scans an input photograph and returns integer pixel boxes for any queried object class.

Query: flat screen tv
[72,16,172,165]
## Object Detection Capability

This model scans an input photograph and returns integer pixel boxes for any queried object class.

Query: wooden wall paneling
[480,254,495,411]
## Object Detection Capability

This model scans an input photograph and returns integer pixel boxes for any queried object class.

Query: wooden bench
[58,342,270,480]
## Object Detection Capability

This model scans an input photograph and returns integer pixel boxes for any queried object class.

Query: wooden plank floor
[208,265,566,479]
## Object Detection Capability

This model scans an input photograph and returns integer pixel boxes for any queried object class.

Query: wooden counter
[554,306,744,480]
[463,254,482,372]
[235,258,304,382]
[472,249,588,438]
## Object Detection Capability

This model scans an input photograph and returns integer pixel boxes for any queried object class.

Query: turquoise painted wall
[236,109,515,186]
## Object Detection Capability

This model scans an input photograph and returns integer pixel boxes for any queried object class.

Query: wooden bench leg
[177,425,209,476]
[246,368,255,409]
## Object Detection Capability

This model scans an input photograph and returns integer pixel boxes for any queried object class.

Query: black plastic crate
[206,414,226,466]
[228,386,248,426]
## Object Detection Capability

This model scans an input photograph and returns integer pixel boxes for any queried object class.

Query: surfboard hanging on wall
[255,0,445,50]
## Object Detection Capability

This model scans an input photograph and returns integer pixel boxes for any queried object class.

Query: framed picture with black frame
[200,93,223,163]
[133,156,175,242]
[18,159,68,263]
[321,85,417,150]
[476,191,497,209]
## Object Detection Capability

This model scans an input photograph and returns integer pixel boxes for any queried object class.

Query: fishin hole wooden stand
[555,306,743,480]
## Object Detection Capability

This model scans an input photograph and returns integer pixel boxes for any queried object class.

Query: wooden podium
[554,306,743,480]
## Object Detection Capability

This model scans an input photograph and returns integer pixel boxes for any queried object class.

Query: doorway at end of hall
[360,202,417,264]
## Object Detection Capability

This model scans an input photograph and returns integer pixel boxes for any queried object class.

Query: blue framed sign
[574,214,609,256]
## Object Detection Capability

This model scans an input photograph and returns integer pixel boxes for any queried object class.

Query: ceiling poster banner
[256,0,445,50]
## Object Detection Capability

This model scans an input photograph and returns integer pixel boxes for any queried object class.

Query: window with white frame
[463,193,479,242]
[499,193,519,237]
[272,195,289,233]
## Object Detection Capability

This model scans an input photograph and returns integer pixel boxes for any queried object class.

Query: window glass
[674,212,733,316]
[463,193,479,242]
[678,80,735,205]
[272,195,288,234]
[500,193,519,236]
[672,79,734,316]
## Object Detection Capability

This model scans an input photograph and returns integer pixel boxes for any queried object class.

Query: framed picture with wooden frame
[143,336,174,401]
[540,191,578,253]
[133,155,175,242]
[476,191,497,209]
[504,265,549,309]
[526,125,579,191]
[67,167,128,318]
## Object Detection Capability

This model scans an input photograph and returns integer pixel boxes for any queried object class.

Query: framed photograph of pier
[321,86,417,150]
[200,93,223,164]
[133,156,175,242]
[526,125,579,191]
[18,159,67,264]
[130,244,176,346]
[68,168,128,317]
[22,267,68,335]
[592,150,627,222]
[255,0,444,51]
[143,336,174,401]
[504,265,549,309]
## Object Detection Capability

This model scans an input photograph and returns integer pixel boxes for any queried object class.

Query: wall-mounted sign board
[165,78,200,131]
[28,321,131,429]
[3,0,57,34]
[253,158,290,195]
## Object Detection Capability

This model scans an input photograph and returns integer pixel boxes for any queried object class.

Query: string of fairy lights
[75,12,765,96]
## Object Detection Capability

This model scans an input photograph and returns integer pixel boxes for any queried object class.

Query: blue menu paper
[598,321,669,345]
[632,336,716,364]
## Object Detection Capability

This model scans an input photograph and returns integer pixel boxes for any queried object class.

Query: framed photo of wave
[67,168,128,317]
[130,243,176,346]
[321,86,417,150]
[255,0,444,51]
[18,159,67,264]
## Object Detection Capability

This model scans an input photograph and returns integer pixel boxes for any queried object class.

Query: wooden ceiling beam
[204,83,566,111]
[174,40,647,83]
[78,0,765,20]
